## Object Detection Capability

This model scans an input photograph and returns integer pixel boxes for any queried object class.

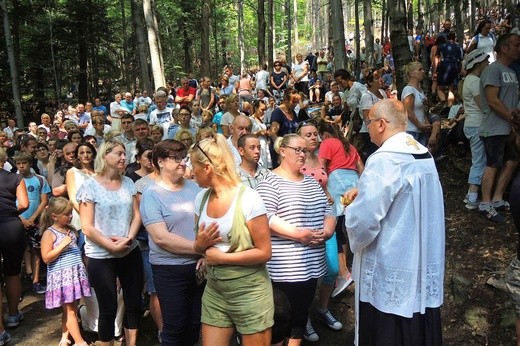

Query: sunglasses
[190,139,213,165]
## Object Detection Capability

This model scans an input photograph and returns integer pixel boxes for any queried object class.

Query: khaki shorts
[506,256,520,317]
[201,265,274,335]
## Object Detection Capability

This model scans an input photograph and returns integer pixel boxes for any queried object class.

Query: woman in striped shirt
[257,134,336,346]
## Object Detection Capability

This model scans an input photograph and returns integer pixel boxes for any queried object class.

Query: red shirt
[318,138,360,175]
[176,87,196,106]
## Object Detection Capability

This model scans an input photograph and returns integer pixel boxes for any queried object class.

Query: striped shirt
[257,173,334,282]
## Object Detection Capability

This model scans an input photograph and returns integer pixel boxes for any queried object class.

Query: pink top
[300,164,328,189]
[238,78,252,95]
[318,138,360,175]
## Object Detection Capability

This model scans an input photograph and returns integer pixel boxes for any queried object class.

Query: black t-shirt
[271,71,287,89]
[0,169,23,221]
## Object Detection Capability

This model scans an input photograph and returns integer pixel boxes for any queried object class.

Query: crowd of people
[1,11,520,346]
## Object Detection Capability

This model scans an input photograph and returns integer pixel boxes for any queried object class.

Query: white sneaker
[331,273,353,298]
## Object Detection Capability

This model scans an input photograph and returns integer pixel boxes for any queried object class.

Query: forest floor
[8,146,519,345]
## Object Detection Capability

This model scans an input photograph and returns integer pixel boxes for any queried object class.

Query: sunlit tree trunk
[201,0,210,76]
[237,0,245,74]
[285,0,292,62]
[257,0,266,67]
[354,0,360,75]
[267,0,274,69]
[143,0,165,89]
[0,0,22,125]
[120,0,130,91]
[331,0,347,70]
[363,0,374,67]
[388,0,413,95]
[131,0,150,92]
[293,0,298,50]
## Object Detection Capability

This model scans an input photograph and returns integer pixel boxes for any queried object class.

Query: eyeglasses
[179,113,191,118]
[283,145,309,155]
[363,117,390,126]
[191,140,214,165]
[167,155,186,163]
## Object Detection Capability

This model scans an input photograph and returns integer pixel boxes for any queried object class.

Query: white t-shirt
[292,61,310,82]
[194,186,267,253]
[401,85,427,132]
[462,74,484,128]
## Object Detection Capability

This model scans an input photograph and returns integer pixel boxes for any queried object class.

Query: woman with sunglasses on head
[257,134,336,346]
[190,134,273,346]
[402,62,438,147]
[140,139,220,345]
[359,69,387,158]
[317,122,364,298]
[77,140,143,346]
[270,61,288,103]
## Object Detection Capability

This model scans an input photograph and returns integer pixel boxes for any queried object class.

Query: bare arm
[66,169,80,212]
[16,179,29,212]
[484,85,514,121]
[41,229,72,264]
[268,215,313,245]
[403,94,431,131]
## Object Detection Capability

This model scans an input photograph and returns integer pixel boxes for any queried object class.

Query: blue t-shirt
[212,111,224,134]
[20,175,51,220]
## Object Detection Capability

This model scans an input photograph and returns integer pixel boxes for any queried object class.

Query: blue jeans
[464,126,486,185]
[152,263,204,346]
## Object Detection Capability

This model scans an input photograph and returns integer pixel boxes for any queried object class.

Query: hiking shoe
[480,205,506,223]
[332,273,353,298]
[303,318,319,342]
[32,283,46,294]
[0,331,11,345]
[316,309,343,330]
[492,200,510,212]
[6,311,23,328]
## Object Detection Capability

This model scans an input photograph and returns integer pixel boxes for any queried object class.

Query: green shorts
[201,265,274,335]
[506,256,520,317]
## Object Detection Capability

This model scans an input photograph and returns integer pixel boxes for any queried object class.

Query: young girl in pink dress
[40,197,91,346]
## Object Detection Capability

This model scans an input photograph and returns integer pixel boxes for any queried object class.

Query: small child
[14,152,51,294]
[40,197,91,346]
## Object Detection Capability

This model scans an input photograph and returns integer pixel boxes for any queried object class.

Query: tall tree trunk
[237,0,245,74]
[77,14,88,103]
[120,0,130,91]
[143,0,165,89]
[293,0,298,50]
[267,0,274,70]
[381,0,386,41]
[200,0,210,76]
[454,0,464,48]
[131,0,151,92]
[285,0,292,63]
[48,9,60,103]
[1,0,22,125]
[257,0,266,67]
[407,0,413,31]
[331,0,347,70]
[363,0,375,67]
[182,28,192,74]
[212,0,219,75]
[354,0,360,76]
[327,0,333,53]
[388,0,413,95]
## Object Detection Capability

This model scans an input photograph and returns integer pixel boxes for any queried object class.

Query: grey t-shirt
[479,62,519,137]
[140,179,202,266]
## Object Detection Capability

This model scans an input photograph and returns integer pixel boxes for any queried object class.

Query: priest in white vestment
[344,99,445,346]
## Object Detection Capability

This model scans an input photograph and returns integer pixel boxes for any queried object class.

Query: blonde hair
[196,127,215,141]
[189,133,241,185]
[274,133,301,154]
[94,139,125,174]
[403,62,423,82]
[174,129,194,142]
[150,125,164,135]
[225,94,239,108]
[40,197,75,234]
